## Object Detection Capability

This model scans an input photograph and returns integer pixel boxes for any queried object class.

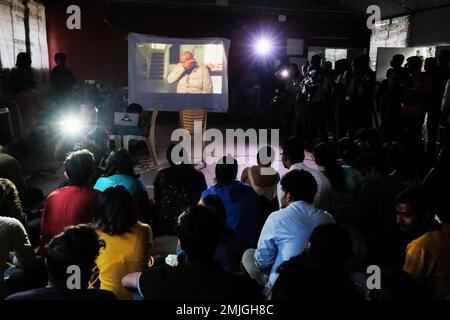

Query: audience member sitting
[368,267,426,300]
[337,137,359,167]
[0,216,36,299]
[387,143,422,187]
[314,143,364,221]
[153,144,207,235]
[0,145,27,198]
[354,128,382,154]
[242,169,335,295]
[40,150,100,254]
[94,148,150,222]
[403,195,450,299]
[94,186,152,300]
[202,156,261,255]
[7,225,115,300]
[271,223,362,300]
[278,137,332,211]
[0,178,27,224]
[241,146,280,224]
[390,186,438,268]
[121,205,262,300]
[355,151,408,265]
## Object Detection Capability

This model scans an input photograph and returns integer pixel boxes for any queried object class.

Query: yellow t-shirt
[96,222,152,300]
[404,223,450,300]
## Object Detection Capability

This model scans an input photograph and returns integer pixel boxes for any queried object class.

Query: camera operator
[296,55,327,144]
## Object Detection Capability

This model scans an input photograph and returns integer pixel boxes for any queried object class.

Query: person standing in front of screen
[167,51,213,94]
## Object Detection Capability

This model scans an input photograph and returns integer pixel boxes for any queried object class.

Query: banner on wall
[128,33,230,112]
[0,0,49,70]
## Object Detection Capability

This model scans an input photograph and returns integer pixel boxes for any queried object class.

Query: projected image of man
[167,51,213,94]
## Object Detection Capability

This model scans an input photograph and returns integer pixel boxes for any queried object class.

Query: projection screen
[128,33,230,112]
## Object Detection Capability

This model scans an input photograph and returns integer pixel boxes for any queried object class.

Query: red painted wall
[45,2,368,87]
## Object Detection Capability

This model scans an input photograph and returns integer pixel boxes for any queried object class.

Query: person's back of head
[280,169,317,205]
[314,143,345,191]
[46,225,104,289]
[311,55,322,67]
[424,57,437,73]
[337,137,358,166]
[199,194,226,218]
[257,145,275,167]
[104,148,136,178]
[54,52,67,65]
[281,136,305,165]
[406,56,423,72]
[324,61,333,72]
[355,128,381,152]
[215,156,238,186]
[307,223,352,271]
[16,52,31,68]
[177,205,225,262]
[126,103,143,114]
[355,150,388,180]
[94,185,139,236]
[64,149,95,187]
[391,54,405,69]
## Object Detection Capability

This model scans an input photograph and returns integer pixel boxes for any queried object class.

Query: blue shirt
[94,174,147,196]
[201,181,261,253]
[254,201,335,292]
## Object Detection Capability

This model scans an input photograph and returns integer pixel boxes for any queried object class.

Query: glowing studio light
[60,115,83,135]
[254,37,273,56]
[280,69,289,78]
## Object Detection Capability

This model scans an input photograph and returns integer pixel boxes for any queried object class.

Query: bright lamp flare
[254,38,273,55]
[281,69,289,78]
[60,116,83,135]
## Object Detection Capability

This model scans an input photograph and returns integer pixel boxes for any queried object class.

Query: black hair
[46,225,104,289]
[337,137,358,166]
[93,186,139,235]
[257,145,275,166]
[355,151,388,174]
[355,128,382,151]
[64,149,95,187]
[314,143,346,191]
[54,52,67,63]
[281,137,305,164]
[16,52,31,68]
[200,194,226,221]
[103,148,138,178]
[395,185,428,219]
[311,55,322,66]
[280,169,317,204]
[126,103,143,114]
[215,156,238,185]
[177,205,225,261]
[308,223,352,271]
[406,56,423,70]
[391,54,405,68]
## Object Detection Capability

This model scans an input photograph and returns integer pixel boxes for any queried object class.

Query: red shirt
[40,186,100,253]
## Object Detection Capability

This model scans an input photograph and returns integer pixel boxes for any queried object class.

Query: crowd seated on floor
[1,51,450,301]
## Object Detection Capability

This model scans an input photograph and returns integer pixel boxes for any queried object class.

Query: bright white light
[60,116,83,135]
[281,69,289,78]
[255,38,273,55]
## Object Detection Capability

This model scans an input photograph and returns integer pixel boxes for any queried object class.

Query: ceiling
[40,0,450,19]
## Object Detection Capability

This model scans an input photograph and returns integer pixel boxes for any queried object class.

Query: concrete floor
[22,120,318,257]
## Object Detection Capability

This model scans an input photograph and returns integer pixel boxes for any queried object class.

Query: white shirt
[167,64,213,94]
[0,217,36,299]
[277,162,332,211]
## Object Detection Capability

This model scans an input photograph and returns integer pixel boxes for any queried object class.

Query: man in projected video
[167,51,213,94]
